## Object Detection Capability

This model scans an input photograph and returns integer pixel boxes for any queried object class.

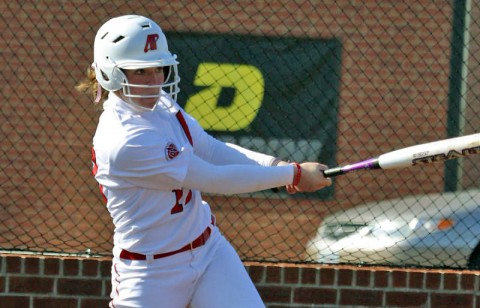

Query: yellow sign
[184,63,264,131]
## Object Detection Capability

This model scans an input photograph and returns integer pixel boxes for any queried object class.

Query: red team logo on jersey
[144,34,159,52]
[165,142,179,160]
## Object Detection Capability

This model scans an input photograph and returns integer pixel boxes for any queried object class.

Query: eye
[155,67,164,73]
[134,69,145,75]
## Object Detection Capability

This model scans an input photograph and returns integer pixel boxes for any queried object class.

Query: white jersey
[92,94,214,255]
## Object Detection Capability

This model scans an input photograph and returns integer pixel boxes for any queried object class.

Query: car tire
[467,245,480,270]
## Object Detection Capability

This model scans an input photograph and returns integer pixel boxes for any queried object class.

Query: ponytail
[75,66,109,105]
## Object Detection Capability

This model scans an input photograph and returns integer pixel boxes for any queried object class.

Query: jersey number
[91,147,193,214]
[170,189,192,214]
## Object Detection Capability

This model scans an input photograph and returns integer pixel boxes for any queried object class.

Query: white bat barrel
[378,133,480,170]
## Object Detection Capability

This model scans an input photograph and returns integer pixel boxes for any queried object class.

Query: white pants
[110,226,265,308]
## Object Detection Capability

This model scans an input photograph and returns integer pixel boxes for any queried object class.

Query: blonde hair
[75,66,109,104]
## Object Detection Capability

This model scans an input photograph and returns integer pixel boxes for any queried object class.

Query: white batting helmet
[92,15,180,107]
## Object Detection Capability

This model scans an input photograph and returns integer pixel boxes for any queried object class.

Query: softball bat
[323,133,480,177]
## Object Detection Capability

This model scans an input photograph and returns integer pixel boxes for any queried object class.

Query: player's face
[122,67,166,109]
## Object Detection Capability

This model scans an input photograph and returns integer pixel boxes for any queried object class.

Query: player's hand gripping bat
[323,133,480,177]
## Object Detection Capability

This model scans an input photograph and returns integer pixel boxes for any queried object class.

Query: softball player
[78,15,331,308]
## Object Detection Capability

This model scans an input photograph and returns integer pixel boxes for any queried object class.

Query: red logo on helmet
[165,142,179,160]
[144,34,159,52]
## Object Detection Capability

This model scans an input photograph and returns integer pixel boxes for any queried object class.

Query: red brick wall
[2,0,480,265]
[1,254,479,308]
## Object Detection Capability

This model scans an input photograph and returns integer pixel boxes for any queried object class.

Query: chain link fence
[1,0,480,269]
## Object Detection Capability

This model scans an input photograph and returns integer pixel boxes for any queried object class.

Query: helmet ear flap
[93,61,125,91]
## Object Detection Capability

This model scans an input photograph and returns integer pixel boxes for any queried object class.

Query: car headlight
[369,220,409,238]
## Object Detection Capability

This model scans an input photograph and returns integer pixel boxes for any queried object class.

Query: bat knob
[323,167,344,178]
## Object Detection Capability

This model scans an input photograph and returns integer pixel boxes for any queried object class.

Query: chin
[138,99,157,109]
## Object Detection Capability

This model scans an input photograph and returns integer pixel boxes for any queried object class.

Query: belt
[120,216,215,261]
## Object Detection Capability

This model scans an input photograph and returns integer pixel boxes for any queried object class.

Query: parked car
[305,190,480,269]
